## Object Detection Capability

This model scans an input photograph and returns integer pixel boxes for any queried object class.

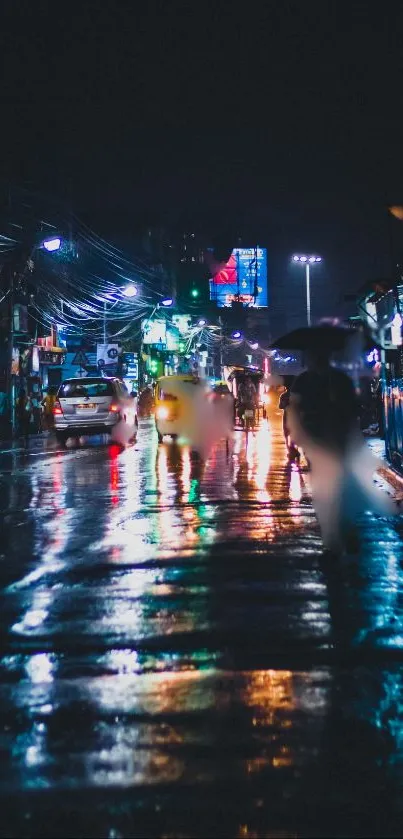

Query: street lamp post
[292,255,322,327]
[7,235,63,436]
[139,297,173,387]
[103,284,139,345]
[103,300,107,345]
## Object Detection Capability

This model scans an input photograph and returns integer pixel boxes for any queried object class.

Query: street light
[103,284,139,342]
[121,283,138,298]
[292,254,322,326]
[198,318,207,326]
[232,330,242,339]
[161,297,173,307]
[42,237,62,252]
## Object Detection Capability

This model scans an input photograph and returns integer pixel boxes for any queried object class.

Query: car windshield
[58,381,114,398]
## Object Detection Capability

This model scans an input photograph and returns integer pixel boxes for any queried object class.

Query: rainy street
[1,409,403,839]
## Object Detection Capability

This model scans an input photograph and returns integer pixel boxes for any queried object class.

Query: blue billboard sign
[209,246,268,308]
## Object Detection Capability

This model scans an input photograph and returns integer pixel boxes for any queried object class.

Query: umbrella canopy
[227,365,264,382]
[270,325,378,353]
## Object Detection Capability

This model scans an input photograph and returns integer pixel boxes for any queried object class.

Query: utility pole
[218,314,223,378]
[7,266,15,435]
[305,262,311,327]
[103,300,107,345]
[253,245,258,303]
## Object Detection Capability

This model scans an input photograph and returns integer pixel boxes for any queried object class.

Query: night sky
[2,2,403,325]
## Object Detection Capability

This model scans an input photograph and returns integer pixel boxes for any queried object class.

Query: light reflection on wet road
[0,412,403,838]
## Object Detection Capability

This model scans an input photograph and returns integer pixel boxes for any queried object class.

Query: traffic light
[150,358,158,374]
[190,287,199,299]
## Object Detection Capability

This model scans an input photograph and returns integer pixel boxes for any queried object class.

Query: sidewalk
[366,435,403,500]
[0,431,54,454]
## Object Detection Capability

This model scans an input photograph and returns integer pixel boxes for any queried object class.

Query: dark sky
[2,1,403,320]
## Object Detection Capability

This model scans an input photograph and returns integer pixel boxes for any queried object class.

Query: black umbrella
[270,325,378,353]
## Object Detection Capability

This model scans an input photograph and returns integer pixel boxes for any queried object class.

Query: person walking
[41,387,57,432]
[31,391,42,433]
[16,390,33,444]
[0,391,8,441]
[287,349,394,554]
[138,385,154,417]
[278,376,299,462]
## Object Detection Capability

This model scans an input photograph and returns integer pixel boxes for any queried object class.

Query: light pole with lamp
[292,254,322,327]
[139,297,173,386]
[102,283,139,344]
[8,236,64,435]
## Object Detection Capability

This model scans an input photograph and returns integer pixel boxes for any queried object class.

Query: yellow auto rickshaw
[154,374,210,443]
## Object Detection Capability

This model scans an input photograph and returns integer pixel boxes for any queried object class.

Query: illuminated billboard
[141,319,167,346]
[209,246,268,308]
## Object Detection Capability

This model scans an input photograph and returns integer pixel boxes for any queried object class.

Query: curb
[377,464,403,499]
[0,432,53,452]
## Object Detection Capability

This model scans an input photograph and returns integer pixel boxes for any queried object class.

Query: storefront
[359,280,403,471]
[35,341,67,391]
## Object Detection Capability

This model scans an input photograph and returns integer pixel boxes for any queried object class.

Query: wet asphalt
[0,411,403,838]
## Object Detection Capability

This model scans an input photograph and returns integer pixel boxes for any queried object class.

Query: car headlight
[156,406,169,420]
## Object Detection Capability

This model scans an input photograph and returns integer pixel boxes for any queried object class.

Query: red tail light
[109,403,120,413]
[53,401,63,416]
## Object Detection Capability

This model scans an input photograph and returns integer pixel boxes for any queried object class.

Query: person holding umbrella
[271,326,395,555]
[289,348,360,455]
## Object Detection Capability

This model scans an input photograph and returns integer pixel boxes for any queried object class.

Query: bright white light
[299,256,307,262]
[161,298,173,307]
[366,349,380,364]
[309,256,316,263]
[392,312,402,327]
[315,257,322,262]
[42,237,61,252]
[293,255,300,262]
[122,284,138,298]
[25,653,54,684]
[156,406,169,420]
[232,331,242,339]
[198,318,207,326]
[250,342,259,349]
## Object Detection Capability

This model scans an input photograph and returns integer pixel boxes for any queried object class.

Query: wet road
[1,411,403,838]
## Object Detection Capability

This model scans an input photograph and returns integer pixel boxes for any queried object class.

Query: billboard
[141,319,167,346]
[209,246,268,308]
[96,344,120,369]
[172,314,192,336]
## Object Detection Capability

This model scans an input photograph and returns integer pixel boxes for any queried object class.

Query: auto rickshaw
[154,374,211,442]
[226,366,264,428]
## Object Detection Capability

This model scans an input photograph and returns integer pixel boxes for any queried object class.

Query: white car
[53,377,138,444]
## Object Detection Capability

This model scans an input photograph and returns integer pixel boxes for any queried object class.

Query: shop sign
[39,349,66,365]
[32,346,40,373]
[13,304,28,333]
[11,348,19,375]
[123,352,138,380]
